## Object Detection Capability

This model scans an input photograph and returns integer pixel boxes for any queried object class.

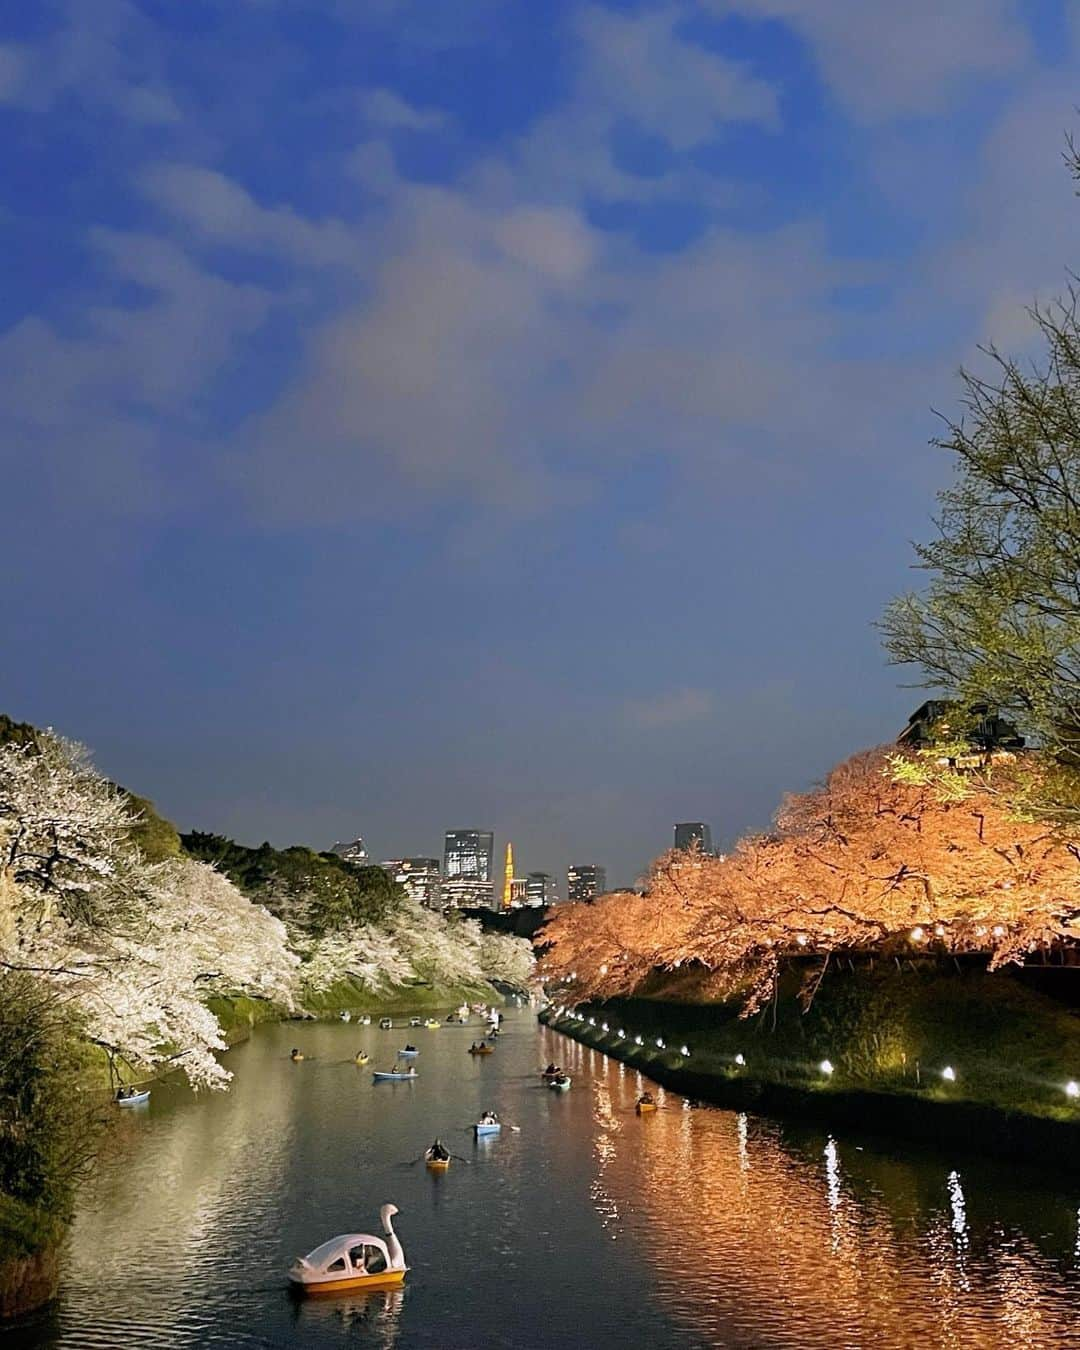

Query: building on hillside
[380,857,442,909]
[897,701,1025,760]
[526,871,558,906]
[443,829,495,908]
[674,821,713,854]
[331,836,369,866]
[567,863,607,903]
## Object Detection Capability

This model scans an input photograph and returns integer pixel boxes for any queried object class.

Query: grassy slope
[551,964,1080,1123]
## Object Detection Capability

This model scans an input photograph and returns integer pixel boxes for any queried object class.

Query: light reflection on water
[7,1015,1080,1349]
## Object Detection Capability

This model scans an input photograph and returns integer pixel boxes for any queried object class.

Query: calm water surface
[10,1007,1080,1349]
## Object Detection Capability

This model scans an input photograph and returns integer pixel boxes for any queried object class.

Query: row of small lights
[547,1005,1080,1101]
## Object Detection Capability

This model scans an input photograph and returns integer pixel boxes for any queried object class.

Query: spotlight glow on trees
[735,1053,746,1066]
[942,1065,956,1082]
[1067,1081,1079,1099]
[819,1059,834,1076]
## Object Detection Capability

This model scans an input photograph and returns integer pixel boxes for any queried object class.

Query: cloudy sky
[3,0,1078,887]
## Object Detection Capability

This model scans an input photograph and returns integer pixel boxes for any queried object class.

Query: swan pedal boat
[116,1089,150,1106]
[372,1068,417,1081]
[354,1052,369,1065]
[423,1019,441,1030]
[473,1120,501,1137]
[379,1017,394,1030]
[289,1204,406,1295]
[548,1076,572,1092]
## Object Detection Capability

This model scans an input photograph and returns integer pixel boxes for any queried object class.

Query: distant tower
[502,841,514,909]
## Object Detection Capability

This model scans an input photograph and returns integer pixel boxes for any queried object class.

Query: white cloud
[0,0,181,123]
[141,164,358,267]
[363,87,446,131]
[711,0,1028,121]
[623,688,714,729]
[0,231,272,513]
[577,4,779,148]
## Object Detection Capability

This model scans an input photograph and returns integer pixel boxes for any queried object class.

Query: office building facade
[567,863,607,903]
[674,822,713,855]
[443,829,495,908]
[381,857,442,909]
[525,871,558,906]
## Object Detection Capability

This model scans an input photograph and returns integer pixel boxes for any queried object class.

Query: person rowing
[427,1139,450,1163]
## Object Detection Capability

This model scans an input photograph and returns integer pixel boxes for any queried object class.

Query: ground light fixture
[734,1053,746,1066]
[819,1059,834,1076]
[617,1029,626,1038]
[680,1045,691,1056]
[588,1017,596,1026]
[656,1038,665,1048]
[942,1065,956,1082]
[1067,1081,1080,1099]
[634,1034,644,1045]
[601,1022,609,1032]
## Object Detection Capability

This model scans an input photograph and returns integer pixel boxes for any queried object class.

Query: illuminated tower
[502,841,514,909]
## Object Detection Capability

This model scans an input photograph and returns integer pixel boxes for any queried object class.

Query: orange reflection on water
[581,1050,1080,1349]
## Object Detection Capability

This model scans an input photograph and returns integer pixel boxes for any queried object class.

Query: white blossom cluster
[0,733,533,1090]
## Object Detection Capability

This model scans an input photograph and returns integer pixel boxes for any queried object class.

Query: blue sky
[3,0,1079,888]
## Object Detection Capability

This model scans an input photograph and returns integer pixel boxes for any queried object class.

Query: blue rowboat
[116,1089,150,1106]
[473,1121,501,1137]
[372,1069,417,1082]
[397,1048,420,1058]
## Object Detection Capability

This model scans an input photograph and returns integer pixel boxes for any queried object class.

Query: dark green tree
[881,149,1080,820]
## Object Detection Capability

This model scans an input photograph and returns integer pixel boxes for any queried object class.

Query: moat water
[10,1007,1080,1348]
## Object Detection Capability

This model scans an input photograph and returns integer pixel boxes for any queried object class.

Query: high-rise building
[380,857,442,909]
[567,863,607,903]
[331,836,369,866]
[525,871,558,906]
[443,829,495,908]
[674,822,713,855]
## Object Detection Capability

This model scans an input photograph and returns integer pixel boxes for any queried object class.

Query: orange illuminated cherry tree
[539,748,1080,1015]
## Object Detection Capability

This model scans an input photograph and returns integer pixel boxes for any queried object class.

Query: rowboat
[636,1096,657,1114]
[290,1049,305,1062]
[372,1068,417,1082]
[468,1044,494,1056]
[547,1075,572,1092]
[397,1047,419,1058]
[379,1017,393,1030]
[116,1089,150,1107]
[425,1146,451,1171]
[473,1120,501,1137]
[409,1017,422,1027]
[289,1204,407,1295]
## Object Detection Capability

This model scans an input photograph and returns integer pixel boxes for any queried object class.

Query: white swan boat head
[289,1204,406,1294]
